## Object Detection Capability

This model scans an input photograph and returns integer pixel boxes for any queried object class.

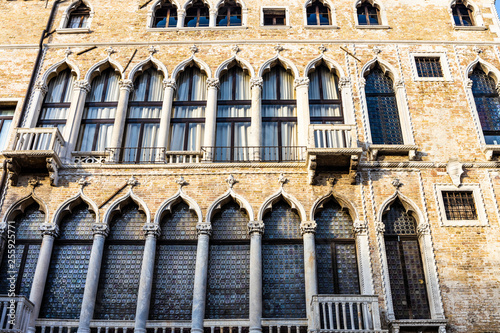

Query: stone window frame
[0,98,22,152]
[434,183,489,227]
[303,0,338,29]
[353,0,390,29]
[409,52,453,82]
[57,0,93,34]
[261,6,291,28]
[448,0,487,31]
[147,0,180,30]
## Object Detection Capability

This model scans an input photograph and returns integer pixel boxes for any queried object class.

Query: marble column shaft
[191,223,211,333]
[301,221,318,327]
[64,81,90,161]
[203,79,219,160]
[109,80,134,160]
[158,80,176,152]
[248,221,264,333]
[294,78,310,147]
[250,78,263,161]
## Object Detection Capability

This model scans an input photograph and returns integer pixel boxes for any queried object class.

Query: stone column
[24,82,48,128]
[157,79,176,155]
[203,78,219,160]
[294,78,310,148]
[248,221,264,333]
[109,79,134,161]
[77,224,109,333]
[177,9,186,28]
[0,223,7,266]
[250,78,263,161]
[135,223,161,333]
[27,223,59,333]
[300,221,317,327]
[191,223,212,333]
[353,221,374,295]
[209,9,217,27]
[393,80,414,145]
[64,80,91,161]
[375,221,396,321]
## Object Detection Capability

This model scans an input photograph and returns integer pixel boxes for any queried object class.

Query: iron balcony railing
[202,146,307,162]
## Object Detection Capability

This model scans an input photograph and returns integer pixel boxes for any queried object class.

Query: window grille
[414,57,444,78]
[384,200,430,320]
[306,0,331,26]
[441,191,478,220]
[184,0,209,27]
[153,0,178,28]
[263,201,306,319]
[365,65,404,145]
[150,202,198,320]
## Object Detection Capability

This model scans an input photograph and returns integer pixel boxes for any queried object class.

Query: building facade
[0,0,500,332]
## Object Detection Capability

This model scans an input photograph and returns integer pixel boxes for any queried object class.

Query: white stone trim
[206,188,254,222]
[260,6,290,27]
[51,190,100,225]
[146,0,182,29]
[171,54,212,80]
[103,187,151,225]
[215,54,255,78]
[302,0,337,27]
[353,0,389,27]
[154,187,203,225]
[127,55,169,81]
[409,52,453,82]
[2,193,50,225]
[214,0,248,27]
[58,0,94,30]
[84,57,124,82]
[309,191,359,222]
[434,183,489,227]
[257,53,299,79]
[257,186,307,221]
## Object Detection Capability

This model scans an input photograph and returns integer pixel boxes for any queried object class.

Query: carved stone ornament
[127,176,139,187]
[74,80,91,93]
[438,326,446,333]
[46,158,59,186]
[163,78,177,90]
[250,77,263,89]
[0,222,7,236]
[294,77,310,88]
[372,46,382,55]
[417,222,431,236]
[338,77,350,91]
[34,81,49,94]
[300,221,317,234]
[65,47,73,58]
[226,174,237,188]
[207,78,220,89]
[6,158,20,186]
[28,178,41,189]
[190,45,199,54]
[78,176,90,188]
[446,159,464,187]
[278,173,288,187]
[358,77,366,88]
[175,176,188,188]
[274,45,284,53]
[319,44,327,53]
[232,45,240,54]
[496,83,500,95]
[105,46,116,57]
[392,178,403,190]
[353,221,367,235]
[466,78,474,89]
[327,177,336,188]
[148,45,158,56]
[196,223,212,236]
[40,223,60,237]
[248,221,265,234]
[143,223,161,237]
[394,79,405,88]
[92,223,110,237]
[375,221,386,234]
[119,79,134,91]
[473,46,483,55]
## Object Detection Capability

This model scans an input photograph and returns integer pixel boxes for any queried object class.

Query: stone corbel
[349,155,359,184]
[308,155,317,185]
[353,220,368,236]
[375,221,386,235]
[46,158,59,186]
[6,158,20,186]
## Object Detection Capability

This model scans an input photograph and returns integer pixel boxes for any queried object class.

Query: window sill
[413,77,453,82]
[147,26,248,32]
[56,28,91,34]
[304,25,339,29]
[368,144,418,161]
[260,25,291,29]
[355,24,390,29]
[483,145,500,160]
[453,25,487,31]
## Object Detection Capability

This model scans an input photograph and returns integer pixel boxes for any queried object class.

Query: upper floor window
[0,105,14,151]
[415,57,444,78]
[152,0,178,28]
[306,0,331,26]
[217,0,242,26]
[263,8,287,26]
[357,1,379,25]
[308,63,343,124]
[452,0,473,26]
[185,0,209,27]
[67,2,91,28]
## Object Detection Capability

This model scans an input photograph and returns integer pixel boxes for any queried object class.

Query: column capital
[300,221,317,234]
[294,77,310,89]
[466,78,474,89]
[338,77,351,91]
[119,79,134,91]
[353,220,368,235]
[163,78,177,90]
[196,222,212,236]
[0,222,7,236]
[207,78,220,90]
[40,223,60,237]
[375,221,385,235]
[358,77,366,89]
[74,80,91,93]
[417,222,431,237]
[248,221,265,235]
[92,223,109,237]
[394,79,405,89]
[143,223,161,237]
[209,8,218,15]
[250,77,263,89]
[34,81,48,94]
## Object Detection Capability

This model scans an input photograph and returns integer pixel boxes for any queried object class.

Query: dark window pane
[442,191,478,220]
[470,67,500,142]
[415,57,443,78]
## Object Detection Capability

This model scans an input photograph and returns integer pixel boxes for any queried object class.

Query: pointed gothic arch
[310,191,358,222]
[215,56,255,79]
[84,58,124,83]
[258,187,306,222]
[103,188,151,225]
[206,188,254,223]
[154,188,203,224]
[2,193,49,224]
[40,59,81,86]
[172,56,212,81]
[128,56,169,82]
[258,54,300,79]
[52,191,99,225]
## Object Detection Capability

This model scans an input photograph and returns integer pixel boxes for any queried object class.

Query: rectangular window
[442,191,478,220]
[415,57,444,78]
[0,106,15,151]
[263,8,286,26]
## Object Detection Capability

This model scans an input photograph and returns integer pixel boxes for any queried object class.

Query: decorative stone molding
[318,44,327,53]
[375,221,386,234]
[105,46,117,57]
[353,220,368,235]
[0,222,7,237]
[358,77,366,88]
[119,79,134,91]
[92,223,109,237]
[207,78,220,89]
[300,221,317,234]
[446,159,464,186]
[338,77,351,91]
[196,223,212,236]
[40,223,60,237]
[46,158,59,186]
[175,176,188,188]
[250,77,263,89]
[394,79,405,88]
[163,79,177,90]
[392,178,403,190]
[127,175,139,187]
[274,44,284,53]
[190,44,199,54]
[148,45,158,56]
[294,77,310,88]
[77,176,90,188]
[278,173,288,187]
[466,78,474,89]
[248,221,265,234]
[231,45,240,54]
[143,223,161,237]
[417,222,431,236]
[28,178,41,191]
[34,81,49,94]
[74,80,91,92]
[372,46,382,55]
[226,174,237,188]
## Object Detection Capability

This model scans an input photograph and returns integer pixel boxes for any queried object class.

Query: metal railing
[311,295,382,332]
[10,128,65,155]
[308,124,356,149]
[105,148,204,164]
[202,146,307,162]
[0,296,34,332]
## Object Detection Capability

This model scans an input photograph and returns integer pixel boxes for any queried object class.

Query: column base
[249,326,262,333]
[191,328,204,333]
[77,328,91,333]
[134,328,147,333]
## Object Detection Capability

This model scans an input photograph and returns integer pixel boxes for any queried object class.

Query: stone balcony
[0,296,34,332]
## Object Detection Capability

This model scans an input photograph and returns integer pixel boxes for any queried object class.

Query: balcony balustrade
[0,296,34,333]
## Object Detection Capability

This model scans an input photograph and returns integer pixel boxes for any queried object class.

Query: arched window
[308,63,343,124]
[452,0,473,26]
[0,203,43,298]
[262,200,306,319]
[314,198,359,295]
[94,203,145,320]
[152,0,178,28]
[469,66,500,145]
[37,68,75,133]
[365,64,403,145]
[184,0,209,27]
[357,1,379,25]
[306,0,331,26]
[262,65,297,161]
[77,67,120,152]
[150,202,197,320]
[66,2,91,28]
[215,65,251,161]
[383,199,430,320]
[40,203,93,319]
[122,67,164,163]
[217,0,242,26]
[170,65,206,151]
[206,201,250,318]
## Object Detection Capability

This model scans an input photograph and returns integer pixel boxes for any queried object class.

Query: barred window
[415,57,443,78]
[442,191,478,220]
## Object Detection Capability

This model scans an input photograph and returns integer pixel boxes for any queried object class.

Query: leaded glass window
[94,203,145,320]
[150,202,197,320]
[365,65,404,145]
[0,203,43,297]
[263,200,305,319]
[470,66,500,145]
[414,57,443,78]
[314,198,359,295]
[40,204,93,319]
[207,201,250,319]
[384,200,430,320]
